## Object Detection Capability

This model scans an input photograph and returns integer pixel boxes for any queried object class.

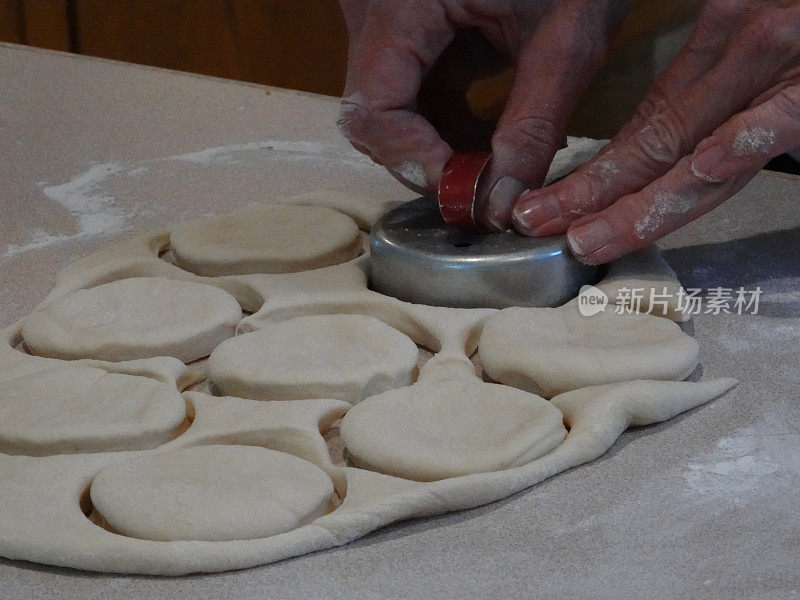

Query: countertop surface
[1,42,798,600]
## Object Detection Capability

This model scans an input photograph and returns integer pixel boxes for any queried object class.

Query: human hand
[337,0,629,229]
[512,0,800,264]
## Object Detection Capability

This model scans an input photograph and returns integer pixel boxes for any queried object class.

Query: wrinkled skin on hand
[337,0,629,229]
[513,0,800,264]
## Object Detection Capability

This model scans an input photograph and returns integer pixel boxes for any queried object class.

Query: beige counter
[1,42,798,599]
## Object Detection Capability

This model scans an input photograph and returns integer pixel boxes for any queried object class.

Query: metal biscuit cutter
[369,153,599,309]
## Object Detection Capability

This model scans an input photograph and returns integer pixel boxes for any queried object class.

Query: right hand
[337,0,629,230]
[511,0,800,264]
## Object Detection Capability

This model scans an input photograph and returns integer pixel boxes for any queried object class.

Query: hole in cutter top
[453,242,472,248]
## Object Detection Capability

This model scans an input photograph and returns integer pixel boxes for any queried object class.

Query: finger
[692,85,800,182]
[617,0,753,137]
[568,77,800,263]
[338,3,455,194]
[565,155,761,265]
[511,1,782,236]
[478,0,627,231]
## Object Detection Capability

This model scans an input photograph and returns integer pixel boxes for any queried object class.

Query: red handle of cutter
[436,152,492,230]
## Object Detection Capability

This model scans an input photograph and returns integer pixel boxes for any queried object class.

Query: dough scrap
[340,379,567,481]
[90,445,334,542]
[22,277,241,362]
[595,245,691,322]
[552,378,738,433]
[169,392,349,489]
[479,305,699,398]
[0,366,186,456]
[209,314,419,404]
[169,203,362,276]
[281,190,403,230]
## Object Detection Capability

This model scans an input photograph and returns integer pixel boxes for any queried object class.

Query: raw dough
[551,378,739,435]
[341,379,567,481]
[22,277,241,362]
[0,366,186,455]
[282,190,403,230]
[169,204,362,276]
[208,314,419,404]
[172,392,350,485]
[90,445,334,542]
[0,146,738,575]
[594,245,691,322]
[0,377,735,575]
[479,305,699,398]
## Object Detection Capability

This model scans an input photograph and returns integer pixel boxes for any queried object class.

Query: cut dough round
[0,366,186,456]
[479,306,700,398]
[169,204,363,276]
[22,277,241,362]
[208,314,418,404]
[340,379,567,481]
[90,445,333,542]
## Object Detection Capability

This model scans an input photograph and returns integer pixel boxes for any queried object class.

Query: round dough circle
[340,379,567,481]
[208,314,419,404]
[0,367,186,455]
[169,204,363,276]
[22,277,242,362]
[478,306,700,398]
[90,445,334,542]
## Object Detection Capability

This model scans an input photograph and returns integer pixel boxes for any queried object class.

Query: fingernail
[691,144,727,183]
[567,217,614,257]
[694,136,715,153]
[512,193,561,234]
[483,176,527,231]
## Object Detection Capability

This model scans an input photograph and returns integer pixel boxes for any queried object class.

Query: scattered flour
[165,140,371,168]
[4,163,129,257]
[684,414,800,507]
[3,229,73,257]
[592,153,621,179]
[634,191,698,239]
[2,139,377,259]
[732,127,776,157]
[126,166,150,177]
[42,162,129,233]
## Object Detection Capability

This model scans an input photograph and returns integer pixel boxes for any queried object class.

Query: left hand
[511,0,800,264]
[336,0,629,231]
